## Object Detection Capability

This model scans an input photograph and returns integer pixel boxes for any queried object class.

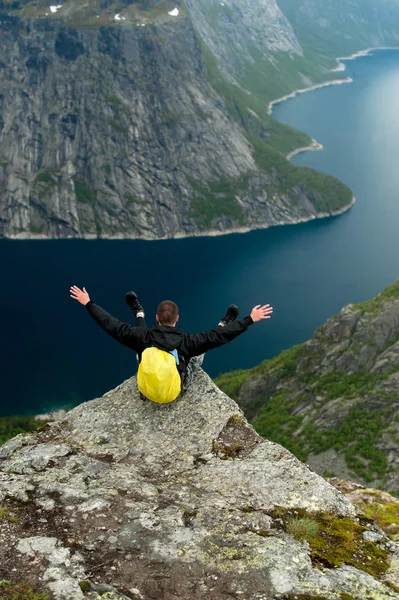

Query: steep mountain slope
[278,0,399,66]
[1,370,399,599]
[216,280,399,493]
[0,0,354,239]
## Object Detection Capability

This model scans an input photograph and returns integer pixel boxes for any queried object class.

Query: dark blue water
[2,49,399,417]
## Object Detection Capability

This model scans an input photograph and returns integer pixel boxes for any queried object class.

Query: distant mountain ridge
[1,0,398,239]
[216,280,399,494]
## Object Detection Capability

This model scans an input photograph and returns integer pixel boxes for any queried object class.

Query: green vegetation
[249,135,353,212]
[0,503,19,523]
[252,396,390,481]
[29,223,45,234]
[252,392,306,460]
[34,171,58,186]
[216,328,399,483]
[306,370,384,399]
[215,343,304,400]
[73,179,96,204]
[0,580,49,600]
[124,193,145,205]
[188,176,248,228]
[357,496,399,537]
[79,581,91,593]
[286,516,321,540]
[108,118,128,135]
[274,509,389,580]
[357,280,399,315]
[278,0,399,68]
[323,470,336,478]
[0,415,47,445]
[199,42,353,218]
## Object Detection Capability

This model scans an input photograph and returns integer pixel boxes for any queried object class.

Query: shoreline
[5,45,382,244]
[267,77,352,115]
[270,46,399,163]
[286,139,323,161]
[5,197,356,242]
[269,46,399,117]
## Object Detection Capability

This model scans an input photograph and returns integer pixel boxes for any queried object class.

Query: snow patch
[168,8,179,17]
[49,5,62,13]
[114,13,121,21]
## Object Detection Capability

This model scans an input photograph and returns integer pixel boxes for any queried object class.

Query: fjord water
[2,49,399,417]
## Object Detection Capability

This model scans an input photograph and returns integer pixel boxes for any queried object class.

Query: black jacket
[85,301,254,363]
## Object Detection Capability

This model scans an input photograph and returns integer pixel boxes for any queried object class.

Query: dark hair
[157,300,179,326]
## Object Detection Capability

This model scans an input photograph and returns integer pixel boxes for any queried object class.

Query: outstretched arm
[184,304,273,357]
[70,285,146,351]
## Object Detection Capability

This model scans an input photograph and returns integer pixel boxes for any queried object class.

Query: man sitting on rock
[70,286,273,404]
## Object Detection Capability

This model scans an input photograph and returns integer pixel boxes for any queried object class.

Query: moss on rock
[0,580,49,600]
[270,508,390,580]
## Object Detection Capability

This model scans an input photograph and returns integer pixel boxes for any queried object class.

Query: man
[70,285,273,395]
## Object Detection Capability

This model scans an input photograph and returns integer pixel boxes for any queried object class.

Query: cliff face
[0,0,354,240]
[216,280,399,494]
[1,370,399,599]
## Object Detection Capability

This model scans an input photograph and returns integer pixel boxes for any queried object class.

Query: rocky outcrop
[1,370,398,599]
[216,280,399,493]
[0,0,353,240]
[186,0,302,79]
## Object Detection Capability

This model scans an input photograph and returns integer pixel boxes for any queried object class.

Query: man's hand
[70,285,91,306]
[250,304,273,323]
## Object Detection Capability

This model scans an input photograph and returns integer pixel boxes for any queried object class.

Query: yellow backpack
[137,347,181,404]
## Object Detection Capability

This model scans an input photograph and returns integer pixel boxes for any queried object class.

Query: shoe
[125,291,144,317]
[219,304,239,326]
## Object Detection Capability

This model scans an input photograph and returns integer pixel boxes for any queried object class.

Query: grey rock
[0,369,397,599]
[0,0,353,241]
[363,530,386,543]
[2,443,72,474]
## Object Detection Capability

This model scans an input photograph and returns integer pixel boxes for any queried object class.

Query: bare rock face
[1,370,399,599]
[0,0,354,240]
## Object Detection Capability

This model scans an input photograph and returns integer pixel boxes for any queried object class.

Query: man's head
[156,300,179,327]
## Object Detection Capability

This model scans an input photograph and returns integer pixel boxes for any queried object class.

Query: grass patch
[286,516,320,540]
[357,279,399,315]
[0,503,19,523]
[73,179,96,204]
[29,223,45,234]
[188,176,248,228]
[124,193,138,204]
[0,415,47,445]
[252,392,306,460]
[215,369,251,400]
[273,509,389,580]
[34,170,59,187]
[0,580,49,599]
[358,498,399,537]
[310,371,384,400]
